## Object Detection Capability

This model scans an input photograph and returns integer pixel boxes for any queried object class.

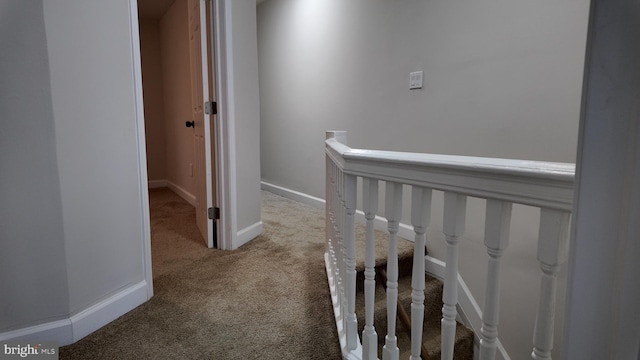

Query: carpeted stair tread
[355,275,443,331]
[354,224,416,273]
[420,319,475,360]
[354,226,416,292]
[355,273,474,359]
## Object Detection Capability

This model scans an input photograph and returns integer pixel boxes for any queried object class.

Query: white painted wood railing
[324,131,575,360]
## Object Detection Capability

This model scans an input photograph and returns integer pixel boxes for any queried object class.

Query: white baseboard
[425,256,510,360]
[166,181,196,206]
[69,281,149,344]
[261,181,325,209]
[148,179,167,189]
[0,280,149,347]
[235,221,263,249]
[0,319,73,345]
[148,179,196,207]
[261,181,415,242]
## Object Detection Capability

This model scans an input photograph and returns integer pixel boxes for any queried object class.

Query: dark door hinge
[208,207,220,220]
[205,101,217,115]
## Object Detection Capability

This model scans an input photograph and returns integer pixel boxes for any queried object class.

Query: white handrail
[326,135,574,211]
[325,131,575,360]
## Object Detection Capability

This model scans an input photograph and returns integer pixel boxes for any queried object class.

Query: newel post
[326,130,348,145]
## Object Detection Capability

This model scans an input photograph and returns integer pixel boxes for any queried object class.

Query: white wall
[0,0,70,332]
[43,0,147,314]
[0,0,150,343]
[257,0,590,357]
[227,0,262,245]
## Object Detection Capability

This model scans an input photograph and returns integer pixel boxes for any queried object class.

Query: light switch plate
[410,71,423,90]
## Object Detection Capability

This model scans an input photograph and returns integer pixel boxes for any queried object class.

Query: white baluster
[337,169,346,329]
[442,192,467,360]
[332,165,343,324]
[326,156,332,243]
[410,187,432,360]
[531,209,570,360]
[382,182,402,360]
[327,159,336,284]
[344,174,358,350]
[362,178,379,360]
[479,200,513,360]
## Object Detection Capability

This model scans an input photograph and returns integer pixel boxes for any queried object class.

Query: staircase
[325,130,574,360]
[354,232,474,359]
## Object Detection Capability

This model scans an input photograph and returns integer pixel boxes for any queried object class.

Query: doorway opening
[136,0,220,277]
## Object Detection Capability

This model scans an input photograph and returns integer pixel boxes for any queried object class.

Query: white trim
[128,0,154,300]
[213,0,236,250]
[225,0,238,252]
[326,135,575,212]
[425,256,510,360]
[235,221,263,249]
[199,0,214,249]
[148,179,167,189]
[207,0,223,248]
[147,179,196,207]
[562,1,640,357]
[261,181,325,209]
[166,180,196,206]
[0,319,73,345]
[69,281,148,344]
[0,281,148,347]
[148,179,197,207]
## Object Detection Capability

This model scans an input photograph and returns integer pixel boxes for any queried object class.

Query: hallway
[59,189,342,359]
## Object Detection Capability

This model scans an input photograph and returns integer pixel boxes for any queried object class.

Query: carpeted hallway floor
[59,188,342,359]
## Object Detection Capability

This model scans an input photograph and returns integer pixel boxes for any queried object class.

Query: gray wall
[257,0,590,357]
[230,0,262,237]
[258,0,588,196]
[43,0,145,314]
[0,0,70,331]
[1,0,148,335]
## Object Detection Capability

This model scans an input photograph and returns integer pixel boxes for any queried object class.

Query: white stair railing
[324,131,574,360]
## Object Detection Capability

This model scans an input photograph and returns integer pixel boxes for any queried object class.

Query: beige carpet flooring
[60,189,343,359]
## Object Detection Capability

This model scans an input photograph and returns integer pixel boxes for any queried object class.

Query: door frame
[195,0,216,249]
[129,0,154,298]
[129,0,237,297]
[209,0,234,250]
